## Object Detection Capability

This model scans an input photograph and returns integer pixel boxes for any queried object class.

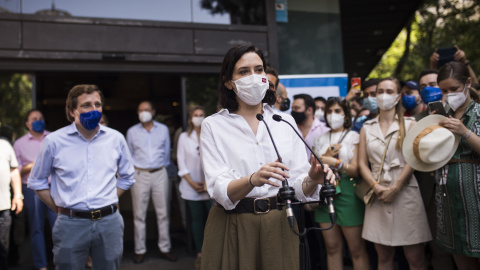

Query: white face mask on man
[446,84,468,112]
[231,74,269,106]
[315,109,325,121]
[139,111,152,123]
[377,94,399,111]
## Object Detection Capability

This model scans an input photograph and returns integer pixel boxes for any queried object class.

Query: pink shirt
[304,118,329,159]
[13,131,50,184]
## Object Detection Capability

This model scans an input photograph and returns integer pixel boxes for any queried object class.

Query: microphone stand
[257,113,337,270]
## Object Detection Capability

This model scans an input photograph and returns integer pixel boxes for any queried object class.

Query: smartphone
[428,101,447,116]
[351,77,361,96]
[437,47,457,67]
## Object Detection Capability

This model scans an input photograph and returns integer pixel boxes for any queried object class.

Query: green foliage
[370,0,480,81]
[185,75,219,117]
[0,73,32,141]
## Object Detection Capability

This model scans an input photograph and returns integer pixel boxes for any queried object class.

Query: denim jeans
[52,210,124,270]
[23,184,57,269]
[0,209,12,270]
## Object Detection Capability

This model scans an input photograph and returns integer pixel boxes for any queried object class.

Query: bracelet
[465,60,470,66]
[338,161,343,170]
[13,194,24,199]
[370,182,378,189]
[335,159,340,168]
[249,172,256,187]
[464,130,472,140]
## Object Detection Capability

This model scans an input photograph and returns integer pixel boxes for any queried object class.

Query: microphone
[272,114,336,224]
[256,114,296,229]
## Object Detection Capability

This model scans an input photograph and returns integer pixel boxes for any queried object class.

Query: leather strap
[412,125,442,161]
[58,204,117,220]
[215,197,278,214]
[447,159,480,164]
[135,166,164,173]
[376,133,394,184]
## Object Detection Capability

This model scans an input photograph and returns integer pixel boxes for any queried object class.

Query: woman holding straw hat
[358,77,431,270]
[434,61,480,269]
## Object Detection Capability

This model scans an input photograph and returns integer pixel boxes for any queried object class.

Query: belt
[58,204,117,221]
[215,197,278,214]
[135,166,164,173]
[447,159,480,165]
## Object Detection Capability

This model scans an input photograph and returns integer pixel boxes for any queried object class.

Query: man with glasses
[127,101,176,264]
[28,84,135,270]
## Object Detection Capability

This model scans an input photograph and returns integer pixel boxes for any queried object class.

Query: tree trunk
[393,22,412,77]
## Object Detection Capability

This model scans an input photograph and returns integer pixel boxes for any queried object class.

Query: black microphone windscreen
[256,114,264,121]
[272,114,282,121]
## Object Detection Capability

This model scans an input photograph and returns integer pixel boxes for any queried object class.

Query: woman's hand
[319,155,337,167]
[308,155,336,185]
[377,185,399,203]
[429,48,439,69]
[324,144,341,157]
[250,160,290,187]
[439,116,469,137]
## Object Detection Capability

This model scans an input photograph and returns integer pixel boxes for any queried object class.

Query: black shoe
[159,251,177,262]
[133,253,145,264]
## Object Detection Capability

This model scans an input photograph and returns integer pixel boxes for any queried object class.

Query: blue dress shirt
[126,121,170,169]
[28,123,135,210]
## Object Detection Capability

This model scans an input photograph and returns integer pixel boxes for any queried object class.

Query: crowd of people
[0,43,479,270]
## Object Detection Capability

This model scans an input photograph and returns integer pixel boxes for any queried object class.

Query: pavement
[9,232,199,270]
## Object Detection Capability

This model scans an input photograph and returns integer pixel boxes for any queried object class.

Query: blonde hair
[187,105,205,136]
[378,77,405,150]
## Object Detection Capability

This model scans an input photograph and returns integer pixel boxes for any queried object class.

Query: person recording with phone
[430,45,478,85]
[434,61,480,270]
[199,44,335,270]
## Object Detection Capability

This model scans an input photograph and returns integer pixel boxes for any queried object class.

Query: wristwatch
[465,60,470,66]
[13,194,24,199]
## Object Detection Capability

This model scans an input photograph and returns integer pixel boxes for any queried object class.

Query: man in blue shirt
[126,101,175,263]
[28,84,135,270]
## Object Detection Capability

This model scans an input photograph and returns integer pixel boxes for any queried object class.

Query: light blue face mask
[363,97,378,113]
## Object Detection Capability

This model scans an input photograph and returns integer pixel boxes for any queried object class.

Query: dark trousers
[0,210,12,270]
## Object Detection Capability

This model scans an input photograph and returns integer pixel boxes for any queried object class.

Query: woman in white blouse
[312,98,369,270]
[199,44,335,270]
[176,105,211,269]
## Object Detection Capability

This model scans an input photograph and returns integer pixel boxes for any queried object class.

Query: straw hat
[403,114,460,172]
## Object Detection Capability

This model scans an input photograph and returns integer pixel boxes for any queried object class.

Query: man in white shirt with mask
[126,101,176,264]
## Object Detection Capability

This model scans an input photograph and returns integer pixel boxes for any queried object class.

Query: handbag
[355,133,393,206]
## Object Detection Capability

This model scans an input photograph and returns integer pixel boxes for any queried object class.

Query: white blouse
[177,130,210,201]
[200,104,322,210]
[312,130,360,164]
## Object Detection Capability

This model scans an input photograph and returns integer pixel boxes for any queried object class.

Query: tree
[370,0,480,81]
[0,73,32,141]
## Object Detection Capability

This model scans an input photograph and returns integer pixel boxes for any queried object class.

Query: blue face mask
[354,115,368,123]
[363,97,378,113]
[402,94,421,110]
[31,120,45,133]
[421,86,442,104]
[78,110,102,130]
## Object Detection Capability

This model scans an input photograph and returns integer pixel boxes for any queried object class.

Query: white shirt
[177,130,210,201]
[200,104,322,210]
[0,139,18,211]
[312,130,360,164]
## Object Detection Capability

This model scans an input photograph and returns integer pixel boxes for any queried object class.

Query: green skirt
[315,174,365,226]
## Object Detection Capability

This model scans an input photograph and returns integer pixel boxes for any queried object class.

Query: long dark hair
[218,44,275,112]
[437,61,470,85]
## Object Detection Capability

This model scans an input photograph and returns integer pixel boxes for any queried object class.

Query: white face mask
[327,113,345,130]
[377,93,399,111]
[314,109,324,121]
[446,84,468,112]
[139,111,152,123]
[232,74,269,106]
[192,116,204,127]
